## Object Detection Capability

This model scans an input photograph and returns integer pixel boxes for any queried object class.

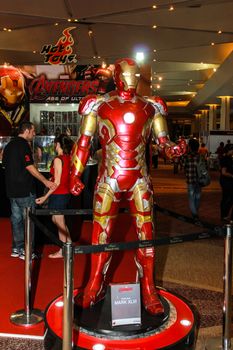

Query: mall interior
[0,1,233,350]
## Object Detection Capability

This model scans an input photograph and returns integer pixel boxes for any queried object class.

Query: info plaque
[110,282,141,327]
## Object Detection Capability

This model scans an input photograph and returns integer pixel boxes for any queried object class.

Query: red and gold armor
[0,65,26,126]
[70,58,185,315]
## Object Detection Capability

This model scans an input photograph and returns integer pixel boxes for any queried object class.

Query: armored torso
[96,91,155,191]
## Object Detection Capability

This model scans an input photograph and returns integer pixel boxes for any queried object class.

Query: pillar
[207,104,218,130]
[218,96,231,130]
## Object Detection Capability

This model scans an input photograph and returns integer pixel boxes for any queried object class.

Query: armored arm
[149,96,186,159]
[70,95,98,195]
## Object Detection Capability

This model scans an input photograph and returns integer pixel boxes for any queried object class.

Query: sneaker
[11,248,20,258]
[19,250,40,260]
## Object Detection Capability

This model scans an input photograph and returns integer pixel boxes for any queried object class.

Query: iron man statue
[70,58,185,315]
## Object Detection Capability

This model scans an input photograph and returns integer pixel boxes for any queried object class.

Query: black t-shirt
[2,137,35,198]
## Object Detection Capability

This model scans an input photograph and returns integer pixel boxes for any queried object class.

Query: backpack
[196,156,211,187]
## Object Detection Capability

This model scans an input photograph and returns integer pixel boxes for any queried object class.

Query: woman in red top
[36,134,74,258]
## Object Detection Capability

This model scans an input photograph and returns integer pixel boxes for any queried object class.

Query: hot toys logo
[40,27,77,65]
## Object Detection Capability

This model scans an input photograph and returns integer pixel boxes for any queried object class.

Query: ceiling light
[33,51,36,54]
[54,22,59,26]
[67,18,72,22]
[7,29,12,32]
[153,59,156,62]
[156,84,161,89]
[152,25,157,29]
[211,42,215,46]
[169,5,174,11]
[213,68,217,72]
[152,5,157,9]
[158,76,162,81]
[3,28,7,31]
[153,49,157,52]
[136,52,144,62]
[218,30,222,34]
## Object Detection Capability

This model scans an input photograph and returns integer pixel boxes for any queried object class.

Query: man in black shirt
[2,121,56,259]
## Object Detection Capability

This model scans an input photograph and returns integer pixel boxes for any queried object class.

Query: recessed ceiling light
[136,52,144,62]
[152,5,157,9]
[152,25,157,29]
[218,30,222,34]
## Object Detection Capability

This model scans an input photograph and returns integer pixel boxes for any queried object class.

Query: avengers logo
[40,27,77,65]
[29,75,99,102]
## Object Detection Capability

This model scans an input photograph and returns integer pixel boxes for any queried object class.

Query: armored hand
[158,137,186,159]
[70,172,85,196]
[165,140,187,159]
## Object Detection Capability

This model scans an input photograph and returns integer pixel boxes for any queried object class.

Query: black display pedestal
[44,287,198,350]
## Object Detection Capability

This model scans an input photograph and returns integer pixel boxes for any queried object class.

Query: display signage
[29,75,100,103]
[40,27,77,65]
[110,283,141,327]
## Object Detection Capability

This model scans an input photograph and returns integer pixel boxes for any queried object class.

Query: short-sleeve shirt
[2,136,35,198]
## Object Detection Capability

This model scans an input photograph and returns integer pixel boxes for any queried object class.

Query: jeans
[187,183,201,217]
[10,193,36,250]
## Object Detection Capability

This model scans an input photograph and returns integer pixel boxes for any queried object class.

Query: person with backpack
[183,139,202,222]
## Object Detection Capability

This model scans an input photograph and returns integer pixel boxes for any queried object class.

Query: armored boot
[75,251,111,308]
[135,247,164,315]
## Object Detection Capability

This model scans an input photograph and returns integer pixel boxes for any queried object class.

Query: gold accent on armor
[80,111,97,136]
[99,118,116,140]
[133,214,152,230]
[133,182,152,212]
[71,144,85,173]
[105,141,120,176]
[94,214,117,229]
[152,113,168,137]
[99,231,108,244]
[94,183,115,214]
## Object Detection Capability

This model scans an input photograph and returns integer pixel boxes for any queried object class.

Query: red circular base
[44,288,197,350]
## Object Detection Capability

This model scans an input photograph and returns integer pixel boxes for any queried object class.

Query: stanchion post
[223,224,233,350]
[10,207,43,326]
[62,242,74,350]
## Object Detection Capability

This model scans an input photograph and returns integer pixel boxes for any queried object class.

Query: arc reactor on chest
[123,112,135,124]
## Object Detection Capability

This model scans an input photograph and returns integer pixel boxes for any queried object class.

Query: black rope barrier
[154,204,223,235]
[34,208,93,216]
[30,209,224,255]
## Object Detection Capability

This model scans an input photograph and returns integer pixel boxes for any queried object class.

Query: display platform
[44,287,198,350]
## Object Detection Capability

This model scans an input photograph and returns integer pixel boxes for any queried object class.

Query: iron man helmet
[0,65,25,110]
[114,58,140,94]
